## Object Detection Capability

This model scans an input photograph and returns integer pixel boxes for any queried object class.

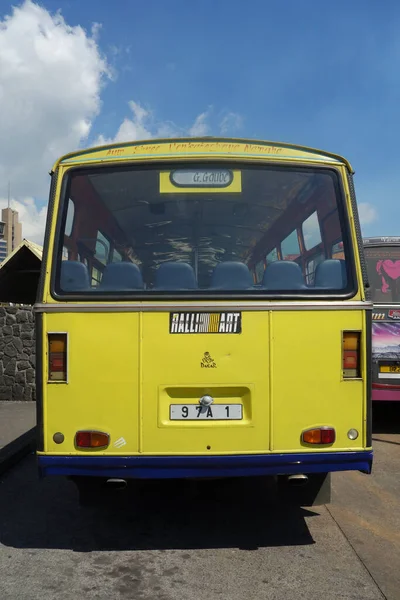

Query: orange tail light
[343,331,361,378]
[302,427,335,445]
[48,333,67,381]
[75,431,110,449]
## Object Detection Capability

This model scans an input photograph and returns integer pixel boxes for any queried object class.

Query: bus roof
[52,137,354,173]
[363,236,400,246]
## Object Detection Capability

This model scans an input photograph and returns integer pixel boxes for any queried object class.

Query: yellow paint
[53,138,352,171]
[38,138,369,461]
[40,308,368,456]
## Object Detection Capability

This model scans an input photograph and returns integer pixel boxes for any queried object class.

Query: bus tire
[277,473,331,507]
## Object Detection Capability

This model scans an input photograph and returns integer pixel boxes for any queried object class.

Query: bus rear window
[54,164,352,296]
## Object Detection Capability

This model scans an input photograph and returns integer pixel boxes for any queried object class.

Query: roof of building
[0,239,43,305]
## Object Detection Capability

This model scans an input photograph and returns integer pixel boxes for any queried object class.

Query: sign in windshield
[170,169,233,187]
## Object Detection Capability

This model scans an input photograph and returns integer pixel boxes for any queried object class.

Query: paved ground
[0,402,36,449]
[0,403,398,600]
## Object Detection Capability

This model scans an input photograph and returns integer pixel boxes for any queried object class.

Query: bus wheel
[277,473,331,507]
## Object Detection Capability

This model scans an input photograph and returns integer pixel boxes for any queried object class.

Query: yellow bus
[35,137,373,507]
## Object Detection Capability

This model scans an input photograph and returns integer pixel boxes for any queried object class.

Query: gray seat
[211,261,254,290]
[262,261,306,290]
[60,261,90,291]
[314,259,347,289]
[99,262,144,290]
[154,262,197,290]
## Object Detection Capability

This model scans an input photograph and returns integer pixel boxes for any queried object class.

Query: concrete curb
[0,427,36,476]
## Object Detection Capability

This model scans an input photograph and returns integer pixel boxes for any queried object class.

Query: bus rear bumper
[37,450,373,479]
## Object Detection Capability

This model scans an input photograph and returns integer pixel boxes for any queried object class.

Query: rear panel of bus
[36,139,372,477]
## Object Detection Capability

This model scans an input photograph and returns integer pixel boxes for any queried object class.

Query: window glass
[91,267,102,288]
[255,261,264,283]
[57,165,349,294]
[306,252,325,285]
[302,212,322,251]
[281,230,300,261]
[95,231,110,265]
[112,249,123,263]
[65,199,75,237]
[332,241,345,259]
[266,248,278,264]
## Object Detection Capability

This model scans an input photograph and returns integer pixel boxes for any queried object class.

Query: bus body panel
[271,309,366,451]
[35,138,373,488]
[44,312,141,455]
[42,308,366,456]
[141,311,270,454]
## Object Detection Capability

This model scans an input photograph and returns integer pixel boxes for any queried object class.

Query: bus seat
[99,262,144,290]
[314,259,347,289]
[262,261,306,290]
[211,261,254,290]
[154,262,197,290]
[60,261,90,291]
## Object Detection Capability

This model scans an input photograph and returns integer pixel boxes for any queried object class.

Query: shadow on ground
[0,456,318,552]
[372,401,400,435]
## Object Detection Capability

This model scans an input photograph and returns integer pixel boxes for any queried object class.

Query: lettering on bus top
[170,312,242,334]
[103,142,286,158]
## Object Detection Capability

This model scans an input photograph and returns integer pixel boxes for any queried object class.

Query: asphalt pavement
[0,402,398,600]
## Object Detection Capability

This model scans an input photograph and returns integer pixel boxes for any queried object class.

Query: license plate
[170,404,242,420]
[380,365,400,373]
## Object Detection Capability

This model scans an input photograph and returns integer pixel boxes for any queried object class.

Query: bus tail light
[343,331,361,378]
[48,333,67,381]
[302,427,336,445]
[75,431,110,449]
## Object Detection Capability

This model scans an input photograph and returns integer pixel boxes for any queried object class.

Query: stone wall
[0,306,35,401]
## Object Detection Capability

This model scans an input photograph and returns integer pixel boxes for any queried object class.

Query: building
[0,223,7,262]
[0,238,43,304]
[0,207,22,262]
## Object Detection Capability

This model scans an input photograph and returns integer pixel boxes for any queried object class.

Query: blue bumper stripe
[38,451,373,479]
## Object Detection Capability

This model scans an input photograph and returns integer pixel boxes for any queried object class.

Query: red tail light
[302,427,336,445]
[343,331,361,378]
[75,431,110,449]
[48,333,67,381]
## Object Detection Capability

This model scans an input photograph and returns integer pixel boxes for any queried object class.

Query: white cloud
[219,111,243,135]
[97,101,154,145]
[0,0,110,240]
[97,101,215,145]
[188,109,211,137]
[96,102,244,146]
[0,2,246,246]
[358,202,378,226]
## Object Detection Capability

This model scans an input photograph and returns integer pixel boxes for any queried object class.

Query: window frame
[50,160,358,301]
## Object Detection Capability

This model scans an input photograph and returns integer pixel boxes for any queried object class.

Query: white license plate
[170,404,242,420]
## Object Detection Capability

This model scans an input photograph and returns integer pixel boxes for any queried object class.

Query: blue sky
[1,0,400,239]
